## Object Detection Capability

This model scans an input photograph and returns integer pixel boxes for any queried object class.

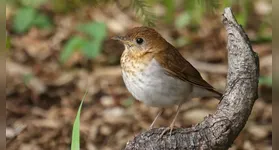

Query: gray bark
[124,8,259,150]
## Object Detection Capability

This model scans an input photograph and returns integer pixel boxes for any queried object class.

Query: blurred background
[6,0,272,150]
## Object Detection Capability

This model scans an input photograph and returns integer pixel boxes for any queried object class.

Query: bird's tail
[192,86,223,100]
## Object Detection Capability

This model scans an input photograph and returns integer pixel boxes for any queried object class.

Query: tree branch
[124,8,259,150]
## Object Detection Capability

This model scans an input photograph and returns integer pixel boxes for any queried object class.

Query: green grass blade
[71,90,88,150]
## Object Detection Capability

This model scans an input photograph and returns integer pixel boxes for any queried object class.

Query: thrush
[112,26,222,137]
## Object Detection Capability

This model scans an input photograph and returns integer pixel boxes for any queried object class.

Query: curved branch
[124,8,259,150]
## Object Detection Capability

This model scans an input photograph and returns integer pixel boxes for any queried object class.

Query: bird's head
[112,27,168,56]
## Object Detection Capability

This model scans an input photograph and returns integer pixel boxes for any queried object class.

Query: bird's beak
[112,36,126,42]
[112,35,133,46]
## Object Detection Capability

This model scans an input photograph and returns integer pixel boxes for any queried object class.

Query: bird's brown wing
[154,44,222,97]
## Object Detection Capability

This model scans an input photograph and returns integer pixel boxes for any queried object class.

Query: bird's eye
[136,38,144,44]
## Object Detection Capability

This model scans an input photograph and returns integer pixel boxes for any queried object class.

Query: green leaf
[77,22,107,59]
[60,37,86,63]
[81,40,102,59]
[33,13,52,29]
[71,90,88,150]
[77,22,107,40]
[13,7,37,33]
[175,11,191,29]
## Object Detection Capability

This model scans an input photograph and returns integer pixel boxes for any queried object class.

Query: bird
[112,26,222,137]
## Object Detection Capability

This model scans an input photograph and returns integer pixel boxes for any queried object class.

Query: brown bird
[112,27,222,136]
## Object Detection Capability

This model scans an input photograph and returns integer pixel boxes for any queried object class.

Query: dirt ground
[6,2,272,150]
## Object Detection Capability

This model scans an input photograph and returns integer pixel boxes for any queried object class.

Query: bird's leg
[149,108,164,129]
[159,103,182,138]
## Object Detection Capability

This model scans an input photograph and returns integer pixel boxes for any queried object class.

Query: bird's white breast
[122,58,192,107]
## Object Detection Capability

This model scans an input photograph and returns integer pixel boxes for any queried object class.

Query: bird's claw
[157,126,174,141]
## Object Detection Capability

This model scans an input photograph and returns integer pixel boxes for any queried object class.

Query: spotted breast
[121,57,192,107]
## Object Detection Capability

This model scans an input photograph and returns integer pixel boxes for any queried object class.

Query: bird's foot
[157,126,175,141]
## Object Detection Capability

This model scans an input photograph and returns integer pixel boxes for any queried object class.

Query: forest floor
[6,3,272,150]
